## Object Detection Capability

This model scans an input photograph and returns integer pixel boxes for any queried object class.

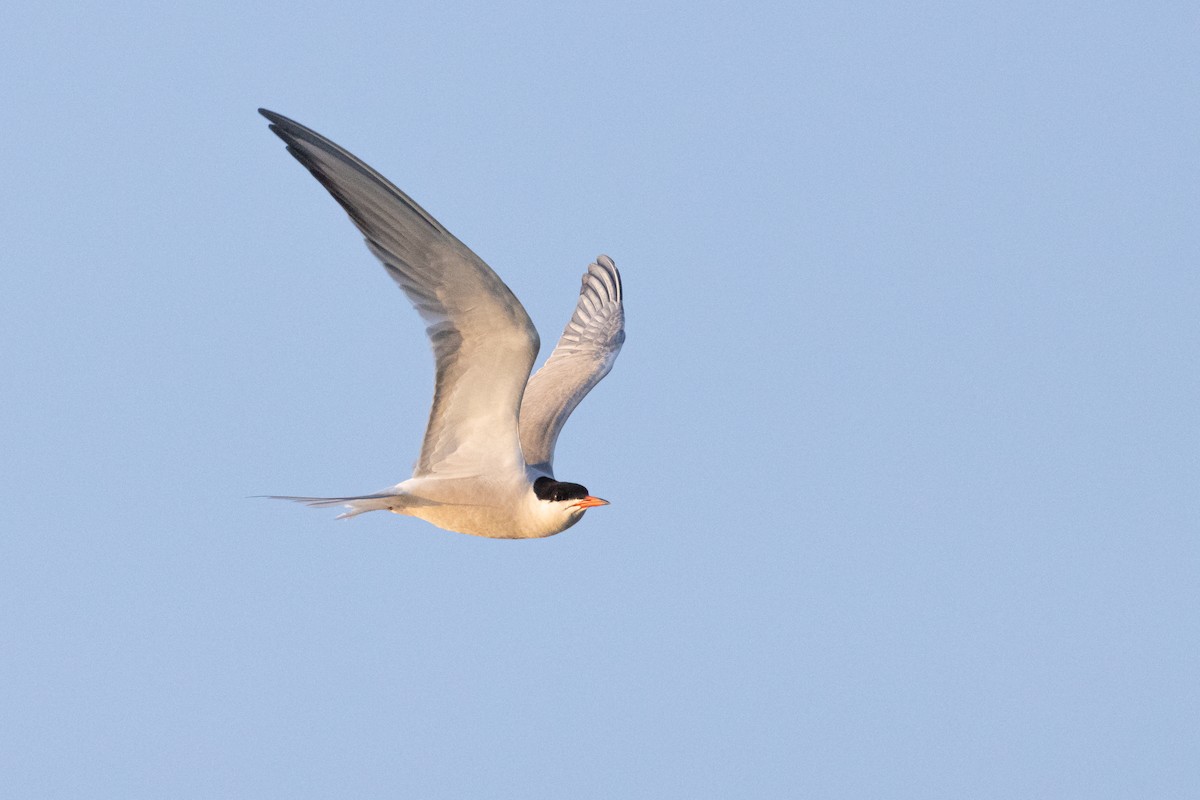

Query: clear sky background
[2,1,1197,797]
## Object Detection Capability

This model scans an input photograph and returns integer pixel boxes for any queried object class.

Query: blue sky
[2,1,1197,796]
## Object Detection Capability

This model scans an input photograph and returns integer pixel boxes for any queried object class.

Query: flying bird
[258,109,625,539]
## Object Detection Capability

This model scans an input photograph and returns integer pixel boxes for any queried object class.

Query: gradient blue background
[2,1,1197,796]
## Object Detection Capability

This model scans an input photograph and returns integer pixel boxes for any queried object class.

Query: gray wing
[519,256,625,474]
[260,109,539,479]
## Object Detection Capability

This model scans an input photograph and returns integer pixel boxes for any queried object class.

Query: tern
[259,110,625,539]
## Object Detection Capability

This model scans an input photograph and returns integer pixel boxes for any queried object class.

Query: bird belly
[403,503,565,539]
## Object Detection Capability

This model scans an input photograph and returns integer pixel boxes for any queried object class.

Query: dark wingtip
[258,109,305,142]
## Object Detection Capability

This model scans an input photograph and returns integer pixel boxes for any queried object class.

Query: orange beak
[571,496,610,510]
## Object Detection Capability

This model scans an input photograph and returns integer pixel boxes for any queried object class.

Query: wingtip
[258,109,310,143]
[584,255,622,302]
[259,108,293,146]
[592,255,620,281]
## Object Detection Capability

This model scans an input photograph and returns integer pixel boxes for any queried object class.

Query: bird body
[259,110,624,539]
[282,472,602,539]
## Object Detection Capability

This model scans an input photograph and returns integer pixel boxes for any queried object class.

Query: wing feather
[260,109,539,478]
[519,256,625,474]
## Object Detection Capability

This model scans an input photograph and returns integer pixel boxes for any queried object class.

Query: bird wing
[260,109,539,479]
[518,256,625,474]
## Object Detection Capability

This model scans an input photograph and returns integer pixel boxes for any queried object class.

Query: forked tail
[264,492,410,520]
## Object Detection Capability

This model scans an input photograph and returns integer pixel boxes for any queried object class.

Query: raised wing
[260,109,539,479]
[519,256,625,474]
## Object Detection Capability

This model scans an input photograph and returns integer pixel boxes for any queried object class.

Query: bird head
[533,476,609,521]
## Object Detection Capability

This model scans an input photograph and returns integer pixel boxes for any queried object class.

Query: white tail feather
[264,492,410,519]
